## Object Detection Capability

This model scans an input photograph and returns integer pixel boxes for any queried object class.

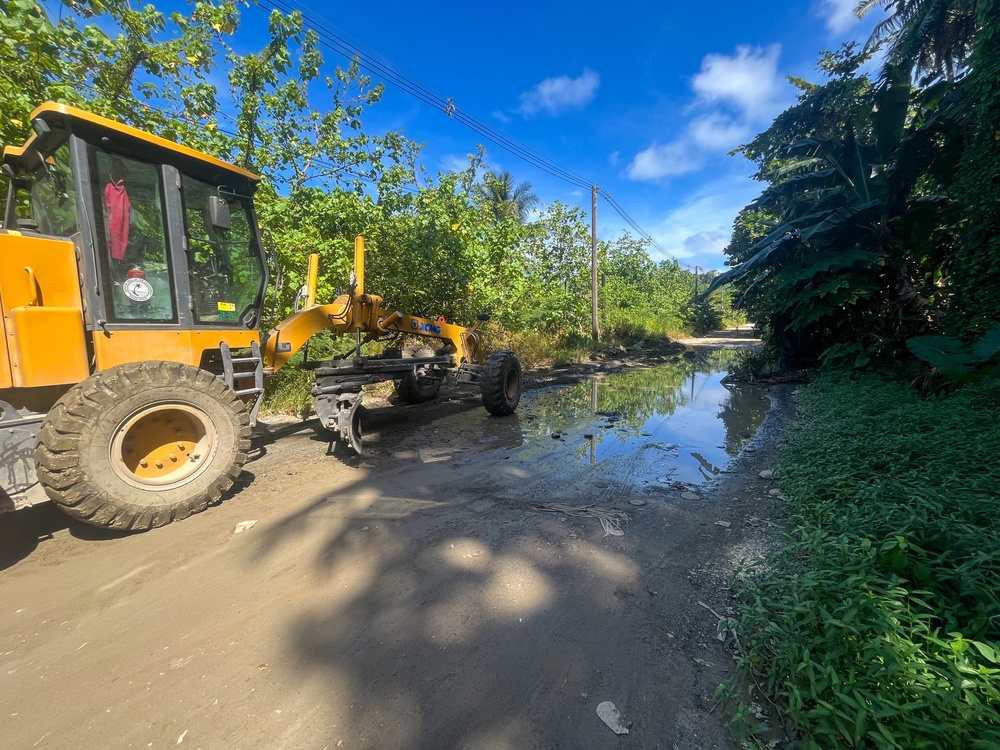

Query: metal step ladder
[219,340,265,426]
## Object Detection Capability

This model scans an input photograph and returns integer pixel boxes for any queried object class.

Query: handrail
[24,266,38,306]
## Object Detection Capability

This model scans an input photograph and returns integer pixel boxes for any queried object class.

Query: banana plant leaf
[752,169,840,208]
[873,64,912,162]
[798,200,884,246]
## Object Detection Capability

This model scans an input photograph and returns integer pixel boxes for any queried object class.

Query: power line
[600,191,673,259]
[258,0,594,190]
[257,0,676,257]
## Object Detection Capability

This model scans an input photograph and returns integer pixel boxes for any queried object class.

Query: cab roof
[2,102,260,187]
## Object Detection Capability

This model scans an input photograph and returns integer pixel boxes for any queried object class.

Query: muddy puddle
[437,349,770,493]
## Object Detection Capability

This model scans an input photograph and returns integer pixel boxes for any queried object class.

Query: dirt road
[1,348,789,750]
[674,325,762,349]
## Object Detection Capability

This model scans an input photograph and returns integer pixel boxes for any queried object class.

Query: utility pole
[591,185,599,341]
[694,265,700,297]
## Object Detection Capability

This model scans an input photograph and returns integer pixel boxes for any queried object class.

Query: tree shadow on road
[245,444,741,750]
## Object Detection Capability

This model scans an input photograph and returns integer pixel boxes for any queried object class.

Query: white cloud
[687,113,752,150]
[627,140,704,180]
[626,44,792,183]
[817,0,860,35]
[516,69,600,116]
[626,114,750,182]
[492,110,512,124]
[683,230,729,261]
[439,153,475,174]
[609,151,620,166]
[691,44,788,121]
[651,173,762,268]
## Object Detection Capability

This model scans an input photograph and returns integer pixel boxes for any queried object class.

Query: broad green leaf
[971,324,1000,361]
[906,336,978,374]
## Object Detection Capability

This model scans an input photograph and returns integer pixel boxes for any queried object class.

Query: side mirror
[477,313,491,321]
[206,195,231,230]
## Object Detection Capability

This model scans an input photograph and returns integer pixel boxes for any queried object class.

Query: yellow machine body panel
[0,293,11,390]
[0,232,89,387]
[92,328,260,371]
[11,307,88,386]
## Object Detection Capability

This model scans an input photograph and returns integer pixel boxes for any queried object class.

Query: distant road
[676,324,762,348]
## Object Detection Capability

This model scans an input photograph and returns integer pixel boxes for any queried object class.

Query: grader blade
[336,393,364,455]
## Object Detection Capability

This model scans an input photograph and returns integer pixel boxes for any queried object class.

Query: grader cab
[0,102,521,531]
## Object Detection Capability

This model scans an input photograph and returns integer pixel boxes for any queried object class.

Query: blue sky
[197,1,877,270]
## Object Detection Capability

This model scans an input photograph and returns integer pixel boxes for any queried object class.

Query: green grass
[731,373,1000,749]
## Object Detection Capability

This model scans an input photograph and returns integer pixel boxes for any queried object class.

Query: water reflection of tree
[716,384,770,456]
[526,350,739,444]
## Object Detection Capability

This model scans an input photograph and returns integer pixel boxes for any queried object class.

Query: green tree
[858,0,977,80]
[709,68,963,364]
[0,0,239,168]
[476,170,539,224]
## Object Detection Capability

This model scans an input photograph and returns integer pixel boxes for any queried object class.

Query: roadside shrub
[683,297,725,335]
[732,373,1000,748]
[262,358,313,417]
[604,318,649,344]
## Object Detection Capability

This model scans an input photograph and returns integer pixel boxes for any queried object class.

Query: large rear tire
[395,345,442,404]
[481,350,522,416]
[34,361,250,531]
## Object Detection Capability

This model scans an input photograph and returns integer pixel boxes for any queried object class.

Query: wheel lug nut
[169,453,177,462]
[155,460,163,469]
[177,443,186,450]
[139,459,148,468]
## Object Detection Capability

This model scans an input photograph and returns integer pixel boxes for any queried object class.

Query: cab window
[90,150,176,322]
[180,175,263,325]
[8,141,78,237]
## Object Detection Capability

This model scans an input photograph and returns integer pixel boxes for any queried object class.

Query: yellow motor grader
[0,102,522,530]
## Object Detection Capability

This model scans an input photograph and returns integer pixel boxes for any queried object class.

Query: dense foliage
[733,374,1000,748]
[858,0,977,81]
[715,5,1000,747]
[951,0,1000,334]
[0,0,709,357]
[711,3,999,369]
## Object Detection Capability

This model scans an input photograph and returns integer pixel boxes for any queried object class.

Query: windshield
[181,175,264,326]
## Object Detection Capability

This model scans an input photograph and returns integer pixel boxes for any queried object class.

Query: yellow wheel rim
[111,404,216,489]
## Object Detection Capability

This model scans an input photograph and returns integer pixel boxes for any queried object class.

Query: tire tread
[35,361,248,531]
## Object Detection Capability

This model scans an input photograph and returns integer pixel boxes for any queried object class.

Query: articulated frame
[259,237,491,454]
[261,237,486,375]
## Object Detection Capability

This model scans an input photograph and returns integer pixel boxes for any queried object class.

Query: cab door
[0,140,89,388]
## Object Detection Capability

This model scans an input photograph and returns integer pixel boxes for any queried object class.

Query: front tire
[34,361,250,531]
[481,350,522,416]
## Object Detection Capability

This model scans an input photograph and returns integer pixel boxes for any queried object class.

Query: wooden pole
[592,185,599,341]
